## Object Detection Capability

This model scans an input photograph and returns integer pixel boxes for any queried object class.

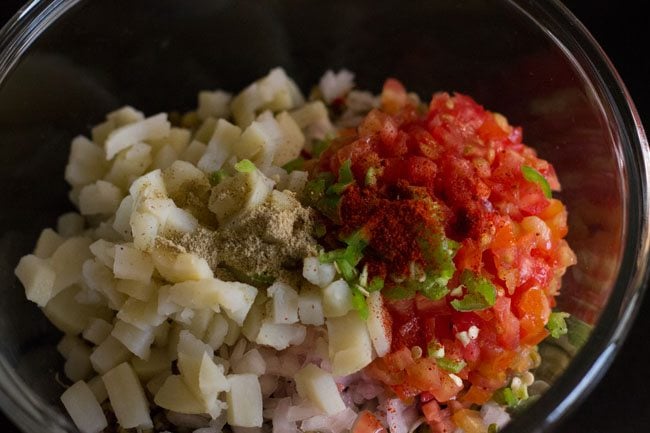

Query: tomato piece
[381,78,408,115]
[513,287,550,343]
[461,385,493,405]
[492,296,520,350]
[352,411,386,433]
[421,400,443,423]
[406,358,463,402]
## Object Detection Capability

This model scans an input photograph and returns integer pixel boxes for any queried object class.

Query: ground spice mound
[170,191,317,277]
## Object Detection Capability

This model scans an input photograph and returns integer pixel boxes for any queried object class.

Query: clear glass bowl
[0,1,647,432]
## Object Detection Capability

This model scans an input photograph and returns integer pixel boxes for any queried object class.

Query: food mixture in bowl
[13,69,578,433]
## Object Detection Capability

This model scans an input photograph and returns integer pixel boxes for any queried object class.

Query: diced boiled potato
[115,278,155,302]
[50,236,93,293]
[117,296,165,330]
[322,279,353,318]
[82,259,126,310]
[188,308,213,339]
[226,374,263,427]
[327,312,374,376]
[302,257,336,289]
[319,69,355,103]
[146,369,172,396]
[168,279,221,312]
[210,280,258,326]
[298,284,324,326]
[113,244,154,283]
[131,347,170,381]
[92,119,115,146]
[106,106,144,126]
[256,320,306,350]
[280,170,309,194]
[103,142,153,190]
[64,343,93,382]
[79,180,124,215]
[93,220,122,243]
[57,334,85,359]
[64,136,108,188]
[235,114,281,169]
[232,349,266,376]
[295,364,345,415]
[82,318,113,345]
[154,374,206,414]
[44,285,113,335]
[105,113,170,160]
[181,140,207,165]
[272,111,305,166]
[57,212,85,237]
[129,169,167,204]
[14,254,56,307]
[208,169,274,225]
[266,281,299,324]
[157,284,182,316]
[33,228,64,259]
[194,117,218,144]
[173,308,195,325]
[205,313,229,350]
[366,291,392,357]
[102,362,152,429]
[87,375,108,403]
[198,90,232,121]
[112,320,155,359]
[177,331,229,416]
[223,316,242,346]
[152,248,213,283]
[241,297,265,342]
[151,144,179,170]
[289,100,333,131]
[112,195,134,240]
[90,336,132,375]
[161,206,198,235]
[162,160,211,199]
[129,211,159,252]
[89,239,116,269]
[74,285,106,306]
[231,68,304,127]
[149,127,191,154]
[61,381,108,433]
[197,118,242,173]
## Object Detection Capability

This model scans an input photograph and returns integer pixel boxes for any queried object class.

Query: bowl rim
[0,1,648,432]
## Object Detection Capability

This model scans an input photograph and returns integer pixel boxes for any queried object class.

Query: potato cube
[117,296,165,331]
[295,364,345,415]
[197,119,241,173]
[366,291,392,357]
[232,349,266,376]
[102,362,152,429]
[112,195,134,240]
[57,212,85,237]
[64,135,108,188]
[226,374,263,427]
[105,112,170,160]
[106,106,144,126]
[112,320,155,360]
[154,374,206,415]
[198,90,232,120]
[61,381,107,433]
[82,318,113,345]
[90,336,132,375]
[211,280,258,326]
[89,239,116,269]
[44,285,113,335]
[298,284,324,326]
[256,320,306,350]
[267,281,299,324]
[129,211,159,252]
[327,312,374,376]
[87,375,108,403]
[64,343,93,382]
[103,142,153,190]
[50,236,93,293]
[272,111,305,166]
[152,248,213,283]
[33,228,64,259]
[115,279,155,302]
[131,347,170,381]
[14,254,56,307]
[113,244,154,283]
[208,169,274,225]
[302,257,336,289]
[180,140,207,165]
[151,144,178,170]
[79,180,124,215]
[322,279,353,318]
[205,313,229,350]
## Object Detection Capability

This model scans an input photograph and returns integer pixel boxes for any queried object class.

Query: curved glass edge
[502,1,650,432]
[0,4,82,432]
[0,0,82,84]
[0,0,648,432]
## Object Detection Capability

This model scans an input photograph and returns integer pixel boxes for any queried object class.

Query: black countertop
[0,1,648,432]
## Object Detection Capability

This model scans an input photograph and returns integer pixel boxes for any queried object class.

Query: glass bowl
[0,1,647,432]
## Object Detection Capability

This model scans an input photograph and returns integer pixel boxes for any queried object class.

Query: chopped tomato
[451,409,488,433]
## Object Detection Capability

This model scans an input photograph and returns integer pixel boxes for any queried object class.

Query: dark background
[0,0,648,432]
